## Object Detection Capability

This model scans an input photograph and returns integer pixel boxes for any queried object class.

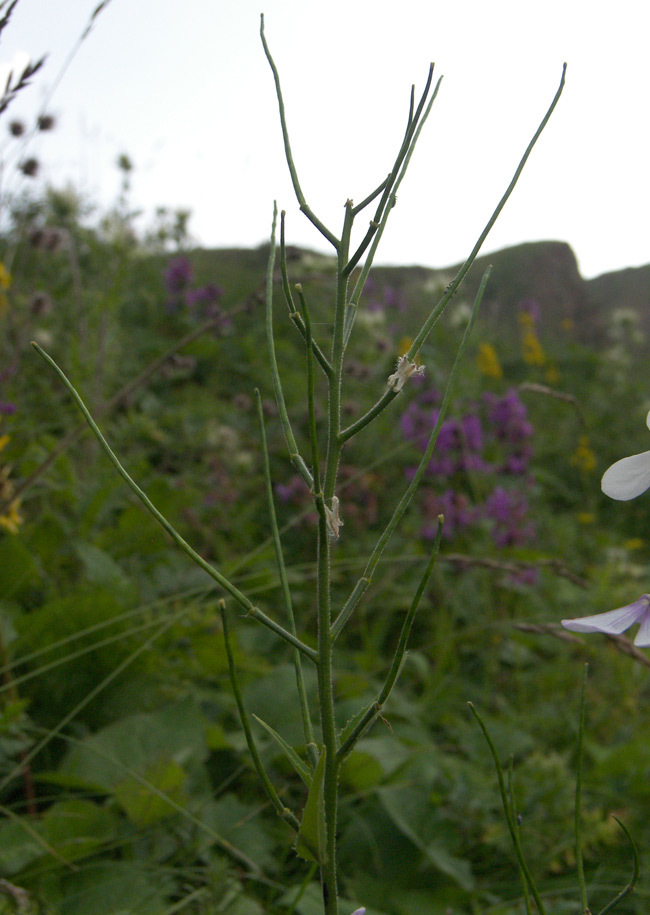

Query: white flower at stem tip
[324,495,343,539]
[387,354,425,393]
[350,909,366,915]
[601,409,650,500]
[562,594,650,647]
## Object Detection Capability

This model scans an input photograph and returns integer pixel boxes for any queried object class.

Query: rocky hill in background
[359,240,648,347]
[197,240,648,347]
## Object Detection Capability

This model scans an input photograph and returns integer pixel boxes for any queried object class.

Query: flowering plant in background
[0,260,11,313]
[400,384,536,548]
[570,433,597,475]
[561,409,650,647]
[476,340,503,379]
[0,417,22,534]
[601,409,650,501]
[518,299,545,367]
[163,255,226,322]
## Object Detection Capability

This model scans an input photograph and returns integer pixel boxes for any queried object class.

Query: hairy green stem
[295,284,321,491]
[575,664,589,913]
[260,15,339,248]
[598,817,639,915]
[256,390,318,767]
[280,211,332,378]
[265,204,314,489]
[338,517,444,759]
[508,761,533,915]
[332,268,490,639]
[343,74,442,347]
[469,702,547,915]
[220,602,301,831]
[407,63,566,360]
[345,64,437,277]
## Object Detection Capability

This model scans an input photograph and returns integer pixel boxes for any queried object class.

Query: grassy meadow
[0,175,649,915]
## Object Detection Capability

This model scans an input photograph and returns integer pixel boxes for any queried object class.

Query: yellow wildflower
[624,538,644,551]
[0,433,9,452]
[0,262,11,289]
[577,512,595,525]
[476,342,503,379]
[0,499,22,534]
[521,328,545,366]
[0,465,22,534]
[571,435,596,474]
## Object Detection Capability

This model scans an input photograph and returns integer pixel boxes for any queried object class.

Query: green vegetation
[2,185,650,912]
[2,7,650,914]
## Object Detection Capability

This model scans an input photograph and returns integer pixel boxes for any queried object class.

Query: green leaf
[0,819,45,875]
[53,859,176,915]
[295,748,327,865]
[378,786,474,891]
[0,535,38,599]
[74,541,130,590]
[58,698,207,792]
[252,713,312,787]
[40,799,120,863]
[114,758,187,827]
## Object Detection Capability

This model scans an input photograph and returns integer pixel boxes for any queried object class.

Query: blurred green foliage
[0,180,649,914]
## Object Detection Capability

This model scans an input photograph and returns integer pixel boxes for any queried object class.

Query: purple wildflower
[164,257,193,295]
[186,283,224,307]
[462,412,483,451]
[483,486,535,548]
[484,389,534,444]
[421,489,476,540]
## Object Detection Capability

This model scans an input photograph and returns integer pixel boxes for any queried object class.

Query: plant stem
[333,268,490,639]
[407,63,566,360]
[575,664,589,913]
[337,517,444,759]
[469,702,547,915]
[32,342,317,663]
[220,601,301,831]
[265,204,313,489]
[256,389,318,766]
[260,15,339,249]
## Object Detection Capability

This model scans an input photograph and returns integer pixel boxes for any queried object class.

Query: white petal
[646,409,650,431]
[601,451,650,500]
[634,608,650,646]
[562,600,649,636]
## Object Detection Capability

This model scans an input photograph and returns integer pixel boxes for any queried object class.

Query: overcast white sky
[1,0,647,278]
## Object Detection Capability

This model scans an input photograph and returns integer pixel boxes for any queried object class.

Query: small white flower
[387,354,425,393]
[324,495,343,539]
[350,910,366,915]
[601,410,650,500]
[562,594,650,647]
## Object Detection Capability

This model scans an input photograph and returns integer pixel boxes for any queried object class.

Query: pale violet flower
[351,910,366,915]
[387,354,425,393]
[562,594,650,646]
[601,410,650,500]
